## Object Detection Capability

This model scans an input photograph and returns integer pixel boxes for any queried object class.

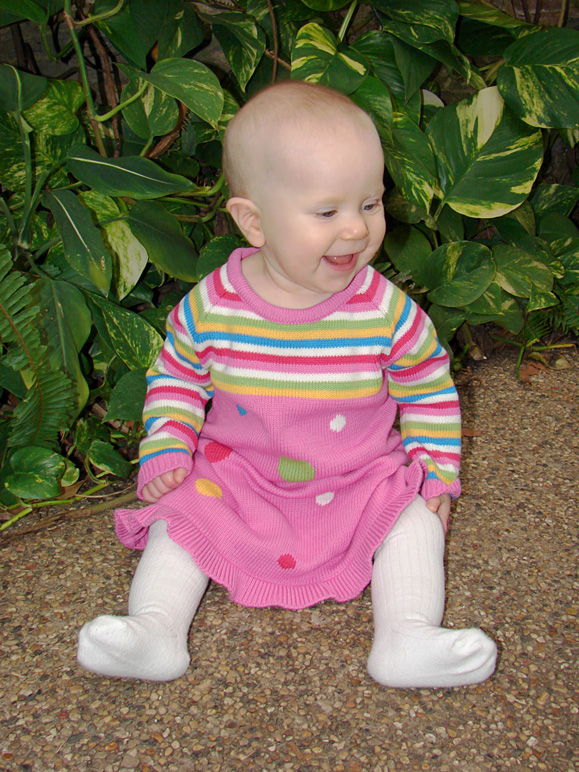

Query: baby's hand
[426,494,452,533]
[142,467,188,503]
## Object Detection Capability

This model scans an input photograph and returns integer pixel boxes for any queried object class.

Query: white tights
[78,501,497,687]
[368,497,497,688]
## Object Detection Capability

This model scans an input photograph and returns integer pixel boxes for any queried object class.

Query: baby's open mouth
[324,254,357,266]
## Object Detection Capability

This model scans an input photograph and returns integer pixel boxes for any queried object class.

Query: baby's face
[249,122,386,308]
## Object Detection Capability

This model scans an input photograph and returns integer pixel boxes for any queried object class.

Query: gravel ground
[1,349,578,772]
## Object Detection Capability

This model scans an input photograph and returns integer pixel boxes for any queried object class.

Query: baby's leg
[78,520,208,681]
[368,498,497,689]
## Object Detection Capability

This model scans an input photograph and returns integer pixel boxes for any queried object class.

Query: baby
[78,81,497,688]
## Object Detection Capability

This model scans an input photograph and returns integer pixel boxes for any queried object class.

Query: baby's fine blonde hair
[222,80,378,198]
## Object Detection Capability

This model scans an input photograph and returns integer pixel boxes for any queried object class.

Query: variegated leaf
[22,80,84,136]
[121,58,224,129]
[121,80,179,140]
[350,76,393,146]
[421,242,495,306]
[373,0,458,45]
[291,23,367,94]
[80,191,148,300]
[427,86,543,218]
[384,112,438,212]
[209,11,266,92]
[493,244,553,297]
[498,28,579,129]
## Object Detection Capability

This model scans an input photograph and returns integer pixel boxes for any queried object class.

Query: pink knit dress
[115,248,461,609]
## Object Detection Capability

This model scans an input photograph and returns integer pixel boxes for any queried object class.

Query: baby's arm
[384,291,461,509]
[141,467,189,503]
[137,297,213,500]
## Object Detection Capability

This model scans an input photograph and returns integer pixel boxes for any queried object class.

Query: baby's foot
[367,624,497,689]
[77,614,190,681]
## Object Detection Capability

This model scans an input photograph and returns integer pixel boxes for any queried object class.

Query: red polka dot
[205,442,232,463]
[278,554,296,570]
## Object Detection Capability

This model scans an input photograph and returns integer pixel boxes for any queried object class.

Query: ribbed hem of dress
[114,476,421,611]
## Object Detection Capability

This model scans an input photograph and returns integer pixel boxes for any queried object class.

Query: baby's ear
[226,197,265,247]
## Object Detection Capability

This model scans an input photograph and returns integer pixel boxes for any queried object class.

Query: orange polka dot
[195,478,222,498]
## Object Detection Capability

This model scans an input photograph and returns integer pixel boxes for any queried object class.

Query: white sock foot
[369,497,498,689]
[78,614,190,681]
[77,519,209,681]
[368,623,497,689]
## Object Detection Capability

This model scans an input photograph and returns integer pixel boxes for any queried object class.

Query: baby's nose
[342,213,368,239]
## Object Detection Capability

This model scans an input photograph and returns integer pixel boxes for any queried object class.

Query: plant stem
[95,82,148,122]
[265,0,279,83]
[338,0,358,43]
[75,0,125,27]
[558,0,569,26]
[0,488,138,542]
[63,0,107,157]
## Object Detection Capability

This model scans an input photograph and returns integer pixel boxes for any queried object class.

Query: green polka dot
[278,456,315,482]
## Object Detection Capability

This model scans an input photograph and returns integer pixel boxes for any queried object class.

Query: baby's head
[222,81,382,201]
[222,81,386,308]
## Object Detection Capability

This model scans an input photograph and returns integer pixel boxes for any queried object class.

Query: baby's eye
[316,210,337,218]
[363,201,381,212]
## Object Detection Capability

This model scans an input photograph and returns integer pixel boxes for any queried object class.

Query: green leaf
[350,76,393,146]
[492,244,553,297]
[29,277,91,414]
[4,446,66,500]
[383,224,433,278]
[498,28,579,129]
[291,23,367,94]
[94,0,158,69]
[123,58,224,129]
[128,200,198,282]
[385,112,437,212]
[5,472,60,500]
[22,80,84,136]
[427,86,543,218]
[121,80,179,140]
[373,0,458,45]
[0,64,47,112]
[529,184,579,217]
[463,280,524,333]
[43,190,112,295]
[427,304,466,344]
[88,439,133,478]
[437,205,464,243]
[385,188,431,225]
[0,0,63,26]
[300,0,350,9]
[106,367,147,422]
[0,112,82,193]
[197,234,242,281]
[0,360,27,398]
[209,11,266,92]
[79,190,148,300]
[89,295,163,370]
[421,242,495,306]
[66,144,194,200]
[537,211,579,244]
[156,1,205,60]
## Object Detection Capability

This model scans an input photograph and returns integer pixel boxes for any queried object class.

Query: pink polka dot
[205,442,232,463]
[278,554,296,570]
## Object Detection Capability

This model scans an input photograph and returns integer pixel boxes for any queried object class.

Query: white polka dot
[316,492,335,506]
[330,414,346,432]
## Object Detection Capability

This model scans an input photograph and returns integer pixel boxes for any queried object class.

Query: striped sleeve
[386,294,461,500]
[137,294,213,497]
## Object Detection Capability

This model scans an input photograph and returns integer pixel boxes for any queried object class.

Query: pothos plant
[0,0,578,522]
